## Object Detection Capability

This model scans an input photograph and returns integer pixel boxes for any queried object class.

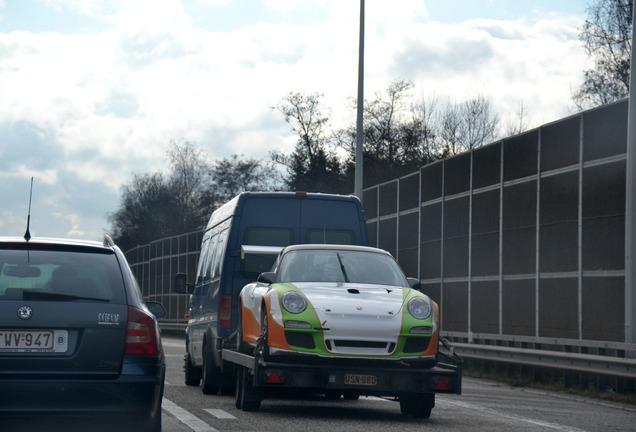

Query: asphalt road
[160,336,635,432]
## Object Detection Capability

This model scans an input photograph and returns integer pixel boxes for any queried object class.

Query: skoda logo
[17,306,33,320]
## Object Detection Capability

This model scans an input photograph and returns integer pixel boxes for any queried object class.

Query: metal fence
[363,99,629,346]
[126,230,202,329]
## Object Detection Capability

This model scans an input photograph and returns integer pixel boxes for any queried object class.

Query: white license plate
[0,330,69,353]
[344,373,377,386]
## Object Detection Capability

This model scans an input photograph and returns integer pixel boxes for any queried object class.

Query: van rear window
[244,228,293,246]
[306,229,355,245]
[241,228,293,279]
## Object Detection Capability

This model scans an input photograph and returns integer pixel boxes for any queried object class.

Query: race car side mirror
[407,277,421,291]
[257,272,275,284]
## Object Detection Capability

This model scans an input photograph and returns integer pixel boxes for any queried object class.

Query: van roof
[206,192,363,230]
[281,243,390,255]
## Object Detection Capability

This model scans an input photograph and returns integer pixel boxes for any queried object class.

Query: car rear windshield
[0,247,126,303]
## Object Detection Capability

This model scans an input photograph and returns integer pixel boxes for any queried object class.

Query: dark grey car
[0,235,166,432]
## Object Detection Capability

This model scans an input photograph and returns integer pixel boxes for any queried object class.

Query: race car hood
[294,282,407,316]
[288,282,410,354]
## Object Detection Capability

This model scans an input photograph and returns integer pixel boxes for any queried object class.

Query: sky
[0,0,589,243]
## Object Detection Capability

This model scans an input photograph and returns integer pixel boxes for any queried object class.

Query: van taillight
[219,295,232,329]
[125,306,160,356]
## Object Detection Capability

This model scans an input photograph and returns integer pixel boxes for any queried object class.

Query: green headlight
[408,297,431,320]
[282,291,307,314]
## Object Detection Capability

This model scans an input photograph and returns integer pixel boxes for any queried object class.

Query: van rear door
[299,197,367,245]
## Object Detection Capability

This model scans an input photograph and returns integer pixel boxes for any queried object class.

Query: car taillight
[125,306,160,356]
[219,295,232,329]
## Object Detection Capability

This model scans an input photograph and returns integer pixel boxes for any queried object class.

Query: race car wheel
[256,306,270,358]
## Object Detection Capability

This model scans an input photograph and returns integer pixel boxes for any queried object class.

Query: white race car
[238,244,439,366]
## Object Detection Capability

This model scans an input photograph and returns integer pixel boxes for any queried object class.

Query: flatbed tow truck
[221,337,463,418]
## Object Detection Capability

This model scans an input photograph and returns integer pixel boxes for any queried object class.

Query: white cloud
[388,15,585,127]
[0,0,588,241]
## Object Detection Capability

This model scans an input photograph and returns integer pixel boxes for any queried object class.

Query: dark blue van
[175,192,368,394]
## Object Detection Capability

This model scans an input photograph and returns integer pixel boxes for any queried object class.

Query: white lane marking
[440,399,589,432]
[162,339,186,348]
[162,398,219,432]
[204,409,237,419]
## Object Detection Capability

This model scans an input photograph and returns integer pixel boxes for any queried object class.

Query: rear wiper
[23,290,109,303]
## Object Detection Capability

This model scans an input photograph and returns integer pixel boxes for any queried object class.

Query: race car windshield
[278,250,408,286]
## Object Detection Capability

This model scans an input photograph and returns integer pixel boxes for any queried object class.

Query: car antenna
[24,176,33,241]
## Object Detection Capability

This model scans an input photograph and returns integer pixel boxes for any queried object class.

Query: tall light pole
[625,2,636,344]
[354,0,365,203]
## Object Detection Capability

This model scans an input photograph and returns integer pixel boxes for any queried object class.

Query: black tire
[237,366,261,412]
[201,345,220,395]
[342,391,360,401]
[324,391,341,400]
[234,367,243,410]
[220,385,235,396]
[148,413,161,432]
[184,352,201,386]
[399,393,434,419]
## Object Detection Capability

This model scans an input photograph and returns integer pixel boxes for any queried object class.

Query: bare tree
[364,80,414,166]
[573,0,632,109]
[208,154,283,205]
[460,94,500,149]
[437,102,463,157]
[108,172,180,252]
[271,92,345,193]
[335,80,441,186]
[272,91,330,161]
[166,138,210,228]
[110,140,284,250]
[504,101,530,137]
[437,94,500,156]
[109,140,213,250]
[409,94,440,161]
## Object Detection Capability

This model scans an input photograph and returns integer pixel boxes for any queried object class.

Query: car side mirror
[145,301,167,319]
[257,272,276,284]
[174,273,193,294]
[407,277,421,291]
